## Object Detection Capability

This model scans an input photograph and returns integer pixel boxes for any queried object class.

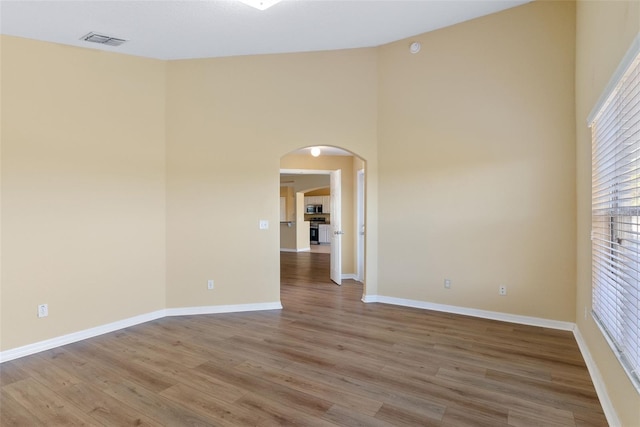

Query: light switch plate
[259,220,269,230]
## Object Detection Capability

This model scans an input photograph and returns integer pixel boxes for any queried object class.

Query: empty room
[1,0,639,425]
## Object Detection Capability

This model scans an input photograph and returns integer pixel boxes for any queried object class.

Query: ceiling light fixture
[238,0,283,11]
[310,147,321,157]
[409,42,421,54]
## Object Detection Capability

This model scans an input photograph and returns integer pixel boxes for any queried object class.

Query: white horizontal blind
[591,47,640,393]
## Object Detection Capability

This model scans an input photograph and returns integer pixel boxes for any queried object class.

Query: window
[590,36,640,393]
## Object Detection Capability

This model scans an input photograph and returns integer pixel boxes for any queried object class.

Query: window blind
[591,43,640,393]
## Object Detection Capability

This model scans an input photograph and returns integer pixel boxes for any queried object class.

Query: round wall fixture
[409,42,421,54]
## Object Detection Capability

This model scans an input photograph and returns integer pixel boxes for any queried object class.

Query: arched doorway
[279,146,366,302]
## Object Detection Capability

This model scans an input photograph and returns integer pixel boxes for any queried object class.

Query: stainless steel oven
[309,217,325,245]
[310,225,319,244]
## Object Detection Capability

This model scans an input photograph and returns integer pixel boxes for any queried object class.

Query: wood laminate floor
[1,252,607,426]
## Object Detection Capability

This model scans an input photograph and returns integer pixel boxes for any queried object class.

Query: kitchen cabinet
[305,196,323,205]
[319,224,331,244]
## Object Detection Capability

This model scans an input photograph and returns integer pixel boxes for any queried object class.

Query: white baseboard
[165,301,283,316]
[573,326,620,427]
[362,295,575,331]
[341,273,357,280]
[361,294,378,303]
[0,310,165,363]
[0,301,282,363]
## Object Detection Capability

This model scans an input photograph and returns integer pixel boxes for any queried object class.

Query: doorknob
[334,230,345,235]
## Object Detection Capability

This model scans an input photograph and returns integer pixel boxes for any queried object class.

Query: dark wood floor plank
[282,361,448,421]
[440,405,511,427]
[322,404,394,427]
[103,379,216,426]
[0,389,46,427]
[57,381,162,426]
[6,355,82,391]
[0,360,32,389]
[2,378,97,425]
[234,360,384,416]
[64,340,176,393]
[233,392,337,427]
[374,402,443,427]
[159,383,260,427]
[195,360,334,418]
[0,251,607,426]
[507,406,577,427]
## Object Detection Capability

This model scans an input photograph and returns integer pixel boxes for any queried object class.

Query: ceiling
[0,0,530,61]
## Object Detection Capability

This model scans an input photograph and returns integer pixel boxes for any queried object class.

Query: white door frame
[280,168,341,283]
[356,169,365,283]
[329,169,342,285]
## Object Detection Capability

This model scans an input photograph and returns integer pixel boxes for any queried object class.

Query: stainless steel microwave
[306,204,323,214]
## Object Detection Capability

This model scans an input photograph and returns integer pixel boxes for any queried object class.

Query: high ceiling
[0,0,530,60]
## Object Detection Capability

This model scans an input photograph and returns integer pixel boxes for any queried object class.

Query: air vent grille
[80,32,127,47]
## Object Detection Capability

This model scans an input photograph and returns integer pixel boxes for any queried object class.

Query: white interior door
[330,169,342,285]
[356,169,365,282]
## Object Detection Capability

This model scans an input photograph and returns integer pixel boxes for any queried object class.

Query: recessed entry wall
[164,48,378,310]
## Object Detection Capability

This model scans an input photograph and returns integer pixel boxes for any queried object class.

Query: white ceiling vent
[80,32,127,47]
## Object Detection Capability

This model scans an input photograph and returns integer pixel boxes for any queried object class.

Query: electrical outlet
[259,220,269,230]
[444,279,451,289]
[499,286,507,296]
[207,279,214,290]
[38,304,48,318]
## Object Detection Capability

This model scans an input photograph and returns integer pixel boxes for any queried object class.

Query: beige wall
[279,223,297,250]
[0,40,378,352]
[576,1,640,425]
[377,1,577,320]
[165,49,378,308]
[1,36,166,351]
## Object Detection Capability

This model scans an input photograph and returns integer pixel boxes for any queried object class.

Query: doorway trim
[279,148,368,292]
[356,168,365,283]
